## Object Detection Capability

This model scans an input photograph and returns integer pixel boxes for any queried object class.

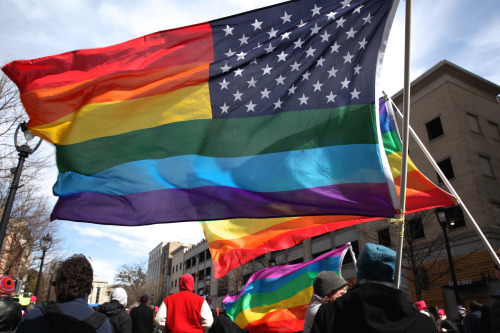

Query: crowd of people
[0,246,499,333]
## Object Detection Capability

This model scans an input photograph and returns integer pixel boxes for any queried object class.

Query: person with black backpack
[15,254,112,333]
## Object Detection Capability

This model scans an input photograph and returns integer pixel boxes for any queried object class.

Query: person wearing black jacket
[98,288,132,333]
[130,294,153,333]
[0,276,22,332]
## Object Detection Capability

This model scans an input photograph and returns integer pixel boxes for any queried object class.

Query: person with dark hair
[97,287,132,333]
[15,254,112,333]
[0,275,22,332]
[462,301,482,333]
[130,294,153,333]
[311,243,437,333]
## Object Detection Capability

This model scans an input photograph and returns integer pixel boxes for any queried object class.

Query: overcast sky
[1,0,499,283]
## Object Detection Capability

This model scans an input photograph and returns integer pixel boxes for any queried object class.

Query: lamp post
[0,122,42,250]
[34,233,53,298]
[435,207,462,307]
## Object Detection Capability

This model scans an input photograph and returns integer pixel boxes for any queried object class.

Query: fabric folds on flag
[202,97,456,278]
[223,244,349,333]
[2,0,400,225]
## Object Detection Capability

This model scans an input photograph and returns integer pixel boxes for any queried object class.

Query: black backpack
[40,304,107,333]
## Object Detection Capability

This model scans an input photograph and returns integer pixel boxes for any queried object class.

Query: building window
[426,117,444,141]
[289,258,303,265]
[313,249,330,259]
[180,263,182,270]
[488,121,500,141]
[199,252,205,262]
[437,158,455,183]
[377,227,391,247]
[479,155,494,177]
[467,113,481,134]
[186,260,191,269]
[407,217,425,240]
[205,267,211,277]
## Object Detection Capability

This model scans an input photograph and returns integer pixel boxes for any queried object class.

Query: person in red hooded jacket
[155,274,213,333]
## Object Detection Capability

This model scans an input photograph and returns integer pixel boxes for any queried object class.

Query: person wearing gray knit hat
[304,271,347,333]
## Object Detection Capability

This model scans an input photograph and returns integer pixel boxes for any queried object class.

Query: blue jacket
[15,297,112,333]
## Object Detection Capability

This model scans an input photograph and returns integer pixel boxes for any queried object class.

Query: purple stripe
[51,183,395,225]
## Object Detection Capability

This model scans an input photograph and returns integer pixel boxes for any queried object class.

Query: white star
[298,94,309,105]
[220,103,230,113]
[302,71,311,81]
[354,64,362,75]
[351,88,361,99]
[336,17,346,28]
[313,80,323,91]
[288,85,297,95]
[267,27,278,39]
[297,20,306,28]
[341,78,350,89]
[326,92,337,103]
[277,51,288,62]
[316,57,326,67]
[328,66,338,77]
[220,79,230,90]
[247,77,258,88]
[220,62,231,73]
[358,38,368,49]
[290,61,301,71]
[245,101,256,112]
[274,99,283,109]
[294,38,305,49]
[233,90,243,101]
[346,27,357,39]
[265,43,276,53]
[310,23,321,35]
[343,51,354,63]
[320,31,331,42]
[305,46,316,57]
[223,25,234,36]
[260,88,271,99]
[234,68,244,77]
[326,11,337,20]
[363,13,373,25]
[250,58,258,65]
[252,19,263,30]
[236,51,247,61]
[330,42,341,53]
[262,64,273,75]
[275,75,286,85]
[239,34,249,45]
[281,31,292,40]
[281,11,292,23]
[340,0,351,8]
[354,5,363,14]
[225,49,235,57]
[311,4,322,16]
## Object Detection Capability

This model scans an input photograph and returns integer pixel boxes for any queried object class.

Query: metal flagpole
[387,97,500,268]
[394,0,413,288]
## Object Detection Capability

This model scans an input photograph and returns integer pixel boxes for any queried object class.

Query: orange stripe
[244,304,308,332]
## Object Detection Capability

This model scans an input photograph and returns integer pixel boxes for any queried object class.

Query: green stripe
[382,129,401,156]
[56,104,377,175]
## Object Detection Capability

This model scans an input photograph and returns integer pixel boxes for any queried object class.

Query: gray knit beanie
[313,271,347,297]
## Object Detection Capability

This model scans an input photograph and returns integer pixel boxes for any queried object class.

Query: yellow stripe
[31,83,212,145]
[201,217,297,241]
[233,286,312,327]
[387,152,418,178]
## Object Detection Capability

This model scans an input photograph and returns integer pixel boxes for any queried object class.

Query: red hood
[180,274,194,291]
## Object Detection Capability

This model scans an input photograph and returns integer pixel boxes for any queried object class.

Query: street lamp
[34,233,53,297]
[0,122,42,250]
[435,207,462,307]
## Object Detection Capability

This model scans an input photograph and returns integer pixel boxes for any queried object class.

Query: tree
[114,262,147,306]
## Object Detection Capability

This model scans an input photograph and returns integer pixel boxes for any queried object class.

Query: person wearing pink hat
[437,309,459,333]
[0,275,22,331]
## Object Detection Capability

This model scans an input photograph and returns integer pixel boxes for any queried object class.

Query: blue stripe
[53,144,387,196]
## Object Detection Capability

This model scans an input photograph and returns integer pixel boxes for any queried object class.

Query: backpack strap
[40,303,107,330]
[83,311,107,330]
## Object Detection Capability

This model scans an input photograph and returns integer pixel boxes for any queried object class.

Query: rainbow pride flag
[202,97,456,278]
[2,0,401,225]
[223,244,349,333]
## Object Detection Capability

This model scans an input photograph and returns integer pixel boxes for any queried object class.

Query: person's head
[494,249,500,279]
[54,254,93,301]
[313,271,347,301]
[0,276,15,296]
[469,300,483,312]
[111,287,128,307]
[356,243,396,283]
[180,274,195,291]
[457,305,466,317]
[140,294,149,304]
[437,309,446,319]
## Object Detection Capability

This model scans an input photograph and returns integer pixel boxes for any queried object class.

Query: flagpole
[387,97,500,268]
[394,0,413,288]
[347,242,357,266]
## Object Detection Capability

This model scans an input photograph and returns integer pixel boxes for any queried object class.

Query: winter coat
[130,303,154,333]
[0,296,22,332]
[98,301,132,333]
